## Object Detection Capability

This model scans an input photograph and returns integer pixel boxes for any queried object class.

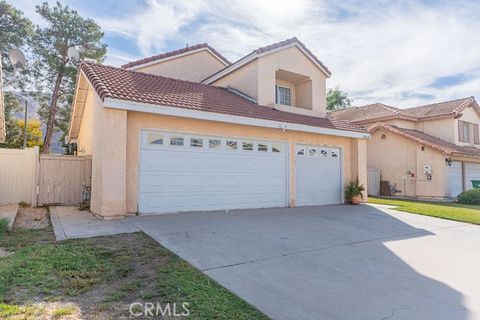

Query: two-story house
[332,97,480,199]
[67,37,369,219]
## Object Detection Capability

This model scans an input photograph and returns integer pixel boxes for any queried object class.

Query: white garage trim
[105,97,370,139]
[138,129,289,214]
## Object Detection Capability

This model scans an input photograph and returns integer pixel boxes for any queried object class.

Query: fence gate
[38,155,91,206]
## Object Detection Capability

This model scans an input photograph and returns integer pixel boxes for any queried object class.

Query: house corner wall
[89,103,128,219]
[350,138,368,201]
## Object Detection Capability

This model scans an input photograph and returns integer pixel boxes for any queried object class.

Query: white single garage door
[139,130,288,214]
[449,161,463,197]
[465,162,480,190]
[295,144,342,206]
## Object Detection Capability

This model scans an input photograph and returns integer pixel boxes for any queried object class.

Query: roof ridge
[406,96,473,110]
[121,43,231,69]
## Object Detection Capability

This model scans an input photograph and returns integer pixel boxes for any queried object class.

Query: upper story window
[275,85,291,106]
[459,120,471,142]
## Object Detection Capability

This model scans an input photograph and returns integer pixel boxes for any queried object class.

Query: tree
[9,119,43,149]
[326,87,352,111]
[31,1,106,153]
[0,93,43,149]
[0,0,33,85]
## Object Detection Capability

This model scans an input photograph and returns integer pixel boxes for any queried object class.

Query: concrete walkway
[50,206,139,240]
[0,204,19,229]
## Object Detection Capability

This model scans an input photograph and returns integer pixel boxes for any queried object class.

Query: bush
[0,218,9,239]
[457,189,480,205]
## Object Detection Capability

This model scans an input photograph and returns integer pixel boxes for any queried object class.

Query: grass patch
[0,225,267,319]
[369,197,480,224]
[157,254,268,320]
[0,218,9,239]
[52,305,76,318]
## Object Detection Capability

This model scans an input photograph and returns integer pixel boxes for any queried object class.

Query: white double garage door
[139,130,342,214]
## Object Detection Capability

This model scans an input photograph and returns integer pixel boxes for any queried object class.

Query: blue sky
[11,0,480,107]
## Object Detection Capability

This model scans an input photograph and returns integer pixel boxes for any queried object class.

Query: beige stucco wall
[368,129,449,198]
[258,47,327,115]
[133,50,226,82]
[125,111,367,214]
[212,46,327,116]
[455,106,480,146]
[213,60,259,100]
[76,91,127,219]
[417,117,455,144]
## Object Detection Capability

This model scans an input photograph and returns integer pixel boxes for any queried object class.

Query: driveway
[128,204,480,320]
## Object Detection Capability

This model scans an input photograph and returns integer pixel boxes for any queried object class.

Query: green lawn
[369,197,480,224]
[0,225,267,319]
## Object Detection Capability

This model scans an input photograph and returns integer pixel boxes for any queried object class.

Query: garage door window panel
[171,137,184,146]
[148,132,164,145]
[190,138,203,148]
[243,142,253,151]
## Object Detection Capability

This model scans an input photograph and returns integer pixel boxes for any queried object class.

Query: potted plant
[345,178,365,204]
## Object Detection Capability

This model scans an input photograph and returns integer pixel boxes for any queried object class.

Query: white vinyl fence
[0,147,91,206]
[0,147,39,205]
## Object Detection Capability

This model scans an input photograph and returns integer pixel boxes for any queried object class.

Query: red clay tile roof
[332,97,479,123]
[330,103,402,122]
[121,43,231,69]
[80,62,366,134]
[369,123,480,157]
[400,96,477,118]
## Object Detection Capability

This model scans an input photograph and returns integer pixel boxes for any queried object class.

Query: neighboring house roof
[369,122,480,158]
[0,55,5,143]
[400,96,478,118]
[330,103,404,123]
[78,62,366,135]
[203,37,331,84]
[121,43,231,69]
[332,97,479,124]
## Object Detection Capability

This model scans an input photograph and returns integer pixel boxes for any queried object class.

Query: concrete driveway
[128,204,480,320]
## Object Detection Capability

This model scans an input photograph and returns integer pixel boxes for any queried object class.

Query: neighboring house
[68,37,369,219]
[332,97,480,199]
[0,56,5,143]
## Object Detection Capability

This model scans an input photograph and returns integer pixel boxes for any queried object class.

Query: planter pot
[350,195,361,205]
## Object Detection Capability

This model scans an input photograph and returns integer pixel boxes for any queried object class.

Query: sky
[10,0,480,108]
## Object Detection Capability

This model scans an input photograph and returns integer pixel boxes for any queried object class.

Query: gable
[459,104,480,124]
[132,50,227,82]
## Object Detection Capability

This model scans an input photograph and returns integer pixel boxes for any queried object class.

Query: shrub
[345,177,365,203]
[457,189,480,205]
[0,218,9,239]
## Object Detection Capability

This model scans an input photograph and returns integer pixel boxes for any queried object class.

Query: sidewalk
[50,206,139,240]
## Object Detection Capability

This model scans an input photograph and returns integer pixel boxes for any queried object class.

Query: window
[308,148,317,156]
[297,149,305,155]
[272,144,282,153]
[209,139,221,149]
[275,85,291,106]
[243,142,253,151]
[190,138,203,147]
[474,124,480,145]
[320,149,328,156]
[459,120,471,142]
[258,143,268,152]
[170,137,184,146]
[331,151,338,158]
[226,140,237,150]
[148,132,163,145]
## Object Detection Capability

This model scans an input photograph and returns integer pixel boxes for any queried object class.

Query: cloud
[9,0,480,107]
